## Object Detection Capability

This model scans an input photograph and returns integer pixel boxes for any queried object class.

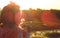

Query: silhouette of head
[1,2,21,26]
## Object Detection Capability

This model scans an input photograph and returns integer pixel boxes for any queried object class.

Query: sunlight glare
[0,0,60,10]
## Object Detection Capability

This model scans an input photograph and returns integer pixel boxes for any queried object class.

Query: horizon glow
[0,0,60,10]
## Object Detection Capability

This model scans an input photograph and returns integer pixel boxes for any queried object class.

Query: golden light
[21,18,25,22]
[20,18,25,25]
[0,0,60,10]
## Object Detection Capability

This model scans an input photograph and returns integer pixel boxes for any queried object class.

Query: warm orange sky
[0,0,60,10]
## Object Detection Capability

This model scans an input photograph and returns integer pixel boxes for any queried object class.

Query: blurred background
[0,0,60,38]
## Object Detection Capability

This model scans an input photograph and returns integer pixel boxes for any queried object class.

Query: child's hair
[1,2,21,26]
